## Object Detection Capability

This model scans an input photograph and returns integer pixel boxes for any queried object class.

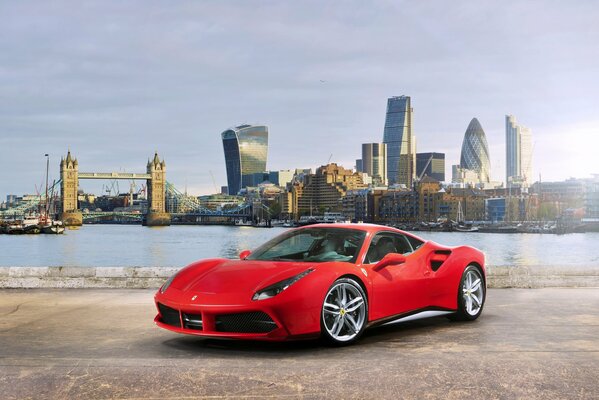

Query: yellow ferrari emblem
[340,308,346,316]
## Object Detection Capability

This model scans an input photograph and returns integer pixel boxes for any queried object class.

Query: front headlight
[252,268,314,301]
[160,273,177,294]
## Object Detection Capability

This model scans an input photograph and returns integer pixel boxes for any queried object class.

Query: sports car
[154,223,486,344]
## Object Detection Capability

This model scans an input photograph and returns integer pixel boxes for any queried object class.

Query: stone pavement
[1,288,598,399]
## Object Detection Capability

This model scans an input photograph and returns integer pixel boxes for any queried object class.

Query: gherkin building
[460,118,491,183]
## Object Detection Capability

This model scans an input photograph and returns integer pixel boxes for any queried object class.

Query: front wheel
[321,278,368,345]
[449,265,485,321]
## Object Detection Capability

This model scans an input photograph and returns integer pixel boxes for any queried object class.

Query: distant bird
[320,79,326,83]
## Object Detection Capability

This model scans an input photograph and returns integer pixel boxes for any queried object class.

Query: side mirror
[373,253,406,271]
[239,249,252,260]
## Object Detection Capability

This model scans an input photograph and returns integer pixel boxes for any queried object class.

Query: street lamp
[44,154,49,219]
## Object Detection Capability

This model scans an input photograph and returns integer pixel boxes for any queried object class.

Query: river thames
[1,225,598,269]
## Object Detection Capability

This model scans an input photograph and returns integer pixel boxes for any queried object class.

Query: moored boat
[455,225,480,232]
[24,224,42,234]
[42,222,65,234]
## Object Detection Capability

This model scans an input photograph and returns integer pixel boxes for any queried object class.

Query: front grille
[215,311,277,333]
[182,312,203,330]
[158,303,181,328]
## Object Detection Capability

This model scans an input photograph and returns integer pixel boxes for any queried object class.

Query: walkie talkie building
[222,124,268,195]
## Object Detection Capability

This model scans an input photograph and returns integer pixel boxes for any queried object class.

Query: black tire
[321,278,368,345]
[448,265,485,321]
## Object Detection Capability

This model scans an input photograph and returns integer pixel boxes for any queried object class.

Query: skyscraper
[506,115,533,188]
[416,152,445,182]
[221,124,268,195]
[460,118,491,183]
[361,143,387,186]
[383,96,415,187]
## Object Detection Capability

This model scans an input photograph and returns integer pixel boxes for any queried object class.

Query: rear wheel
[449,265,485,321]
[321,278,368,345]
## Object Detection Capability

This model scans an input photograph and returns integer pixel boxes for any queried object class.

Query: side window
[406,235,424,251]
[364,232,414,264]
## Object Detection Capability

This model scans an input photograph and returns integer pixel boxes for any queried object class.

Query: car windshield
[246,227,366,263]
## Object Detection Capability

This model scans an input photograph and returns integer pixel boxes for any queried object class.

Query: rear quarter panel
[427,244,485,310]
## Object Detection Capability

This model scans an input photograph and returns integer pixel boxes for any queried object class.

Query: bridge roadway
[78,172,152,180]
[0,288,597,399]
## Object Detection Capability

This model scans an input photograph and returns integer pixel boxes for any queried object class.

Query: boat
[38,154,64,234]
[6,223,25,235]
[22,215,40,227]
[24,224,42,234]
[455,225,479,233]
[42,221,65,234]
[478,225,519,233]
[298,216,321,226]
[254,219,271,228]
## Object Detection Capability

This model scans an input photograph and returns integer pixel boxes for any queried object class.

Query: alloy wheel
[462,268,484,316]
[322,280,367,342]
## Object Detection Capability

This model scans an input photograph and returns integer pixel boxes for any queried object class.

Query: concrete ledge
[0,266,598,289]
[0,267,179,289]
[487,265,599,288]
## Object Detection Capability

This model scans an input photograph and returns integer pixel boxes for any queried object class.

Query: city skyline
[1,1,598,199]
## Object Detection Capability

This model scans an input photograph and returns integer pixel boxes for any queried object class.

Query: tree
[268,202,281,219]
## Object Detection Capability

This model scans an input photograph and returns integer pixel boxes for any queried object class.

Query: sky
[1,0,598,199]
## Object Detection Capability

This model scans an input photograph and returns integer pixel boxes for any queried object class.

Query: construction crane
[209,170,218,194]
[327,154,333,164]
[416,153,434,181]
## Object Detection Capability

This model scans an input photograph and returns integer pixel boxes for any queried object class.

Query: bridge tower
[144,152,171,226]
[60,151,83,226]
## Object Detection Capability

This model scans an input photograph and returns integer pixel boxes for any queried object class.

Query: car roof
[295,223,405,235]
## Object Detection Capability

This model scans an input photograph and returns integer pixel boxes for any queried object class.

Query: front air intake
[215,311,277,333]
[157,303,181,328]
[182,312,203,330]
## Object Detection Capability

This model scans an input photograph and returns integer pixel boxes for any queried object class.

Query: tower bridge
[60,150,170,227]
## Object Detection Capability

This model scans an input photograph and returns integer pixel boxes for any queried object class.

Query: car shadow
[157,314,468,357]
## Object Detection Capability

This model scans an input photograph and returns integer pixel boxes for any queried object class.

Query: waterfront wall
[0,266,598,289]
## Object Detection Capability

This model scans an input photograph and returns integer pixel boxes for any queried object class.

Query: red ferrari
[154,224,486,345]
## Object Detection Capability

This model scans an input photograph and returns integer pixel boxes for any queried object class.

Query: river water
[1,225,598,269]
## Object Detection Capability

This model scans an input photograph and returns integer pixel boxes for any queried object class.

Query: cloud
[1,0,598,199]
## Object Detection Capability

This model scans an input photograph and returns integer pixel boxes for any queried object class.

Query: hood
[180,259,315,295]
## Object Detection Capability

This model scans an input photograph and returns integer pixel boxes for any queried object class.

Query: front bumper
[154,303,287,341]
[154,292,320,341]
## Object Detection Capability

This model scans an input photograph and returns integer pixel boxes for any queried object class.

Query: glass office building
[361,143,387,186]
[222,124,268,195]
[383,96,415,187]
[506,115,533,188]
[460,118,491,184]
[416,152,445,182]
